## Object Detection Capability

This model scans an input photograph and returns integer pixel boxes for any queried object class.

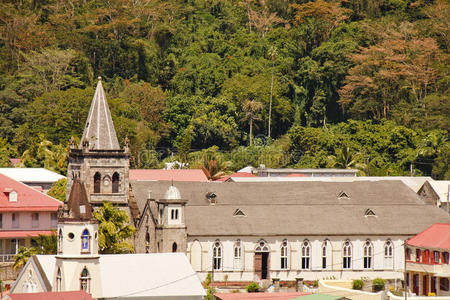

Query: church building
[38,78,450,286]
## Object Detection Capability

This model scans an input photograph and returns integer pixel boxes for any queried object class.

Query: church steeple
[80,77,120,150]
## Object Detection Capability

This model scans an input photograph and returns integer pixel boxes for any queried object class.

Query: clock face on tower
[103,177,110,186]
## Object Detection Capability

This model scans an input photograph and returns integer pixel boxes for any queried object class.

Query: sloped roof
[62,180,93,221]
[229,176,431,192]
[0,230,55,238]
[0,173,62,212]
[5,291,93,300]
[130,169,208,182]
[216,172,257,182]
[406,223,450,249]
[0,168,65,183]
[130,180,450,236]
[80,78,120,150]
[28,253,205,298]
[427,180,450,202]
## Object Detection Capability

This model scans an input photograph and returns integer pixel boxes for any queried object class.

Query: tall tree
[242,99,263,146]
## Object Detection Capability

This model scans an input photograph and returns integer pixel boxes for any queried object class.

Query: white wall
[187,235,406,282]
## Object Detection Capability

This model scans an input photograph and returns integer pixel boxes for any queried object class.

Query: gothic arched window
[343,240,352,269]
[56,268,62,291]
[172,242,177,253]
[112,172,119,193]
[363,240,373,269]
[58,228,63,254]
[281,239,289,270]
[233,239,243,270]
[94,172,101,193]
[80,267,90,292]
[213,240,222,270]
[301,240,311,269]
[81,229,90,253]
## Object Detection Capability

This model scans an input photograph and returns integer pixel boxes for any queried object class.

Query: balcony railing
[0,254,15,262]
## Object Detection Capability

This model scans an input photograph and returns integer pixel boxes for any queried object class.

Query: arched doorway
[254,240,270,280]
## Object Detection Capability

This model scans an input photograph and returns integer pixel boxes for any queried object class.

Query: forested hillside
[0,0,448,178]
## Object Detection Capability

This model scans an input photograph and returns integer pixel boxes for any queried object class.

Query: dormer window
[338,191,349,200]
[365,209,376,217]
[233,208,246,217]
[6,189,18,202]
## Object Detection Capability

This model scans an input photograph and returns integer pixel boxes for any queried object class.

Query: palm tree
[93,202,136,254]
[13,247,37,270]
[201,159,227,181]
[328,146,366,173]
[242,99,263,146]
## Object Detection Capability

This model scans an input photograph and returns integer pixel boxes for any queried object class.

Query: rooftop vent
[365,208,376,217]
[206,192,217,205]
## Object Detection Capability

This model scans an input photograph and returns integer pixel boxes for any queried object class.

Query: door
[261,252,269,279]
[431,277,436,294]
[423,275,429,295]
[254,252,262,280]
[413,274,419,295]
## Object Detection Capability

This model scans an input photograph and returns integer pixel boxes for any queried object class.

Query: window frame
[301,240,311,270]
[112,172,120,193]
[81,229,91,253]
[213,240,222,271]
[12,212,19,228]
[363,240,373,269]
[32,213,39,228]
[343,240,352,269]
[80,267,90,292]
[280,240,289,270]
[233,239,243,270]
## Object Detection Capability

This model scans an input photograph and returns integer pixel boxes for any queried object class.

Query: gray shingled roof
[130,180,450,236]
[80,78,120,150]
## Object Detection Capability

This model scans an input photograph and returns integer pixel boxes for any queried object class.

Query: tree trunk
[268,61,274,138]
[249,118,253,146]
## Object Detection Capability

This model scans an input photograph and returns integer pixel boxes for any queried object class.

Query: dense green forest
[0,0,448,178]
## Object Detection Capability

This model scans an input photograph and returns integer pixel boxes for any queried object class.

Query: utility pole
[211,256,215,300]
[404,240,408,300]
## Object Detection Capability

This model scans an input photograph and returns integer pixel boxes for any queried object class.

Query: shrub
[246,282,260,293]
[352,279,364,290]
[373,278,385,292]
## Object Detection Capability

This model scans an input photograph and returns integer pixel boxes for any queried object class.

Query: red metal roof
[407,223,450,249]
[215,292,311,300]
[217,172,257,182]
[130,169,209,182]
[0,230,55,238]
[5,291,93,300]
[286,173,308,177]
[0,173,62,211]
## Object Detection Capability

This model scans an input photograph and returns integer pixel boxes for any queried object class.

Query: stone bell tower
[66,77,130,208]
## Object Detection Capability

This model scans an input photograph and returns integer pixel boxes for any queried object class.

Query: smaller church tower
[55,179,101,296]
[154,185,188,253]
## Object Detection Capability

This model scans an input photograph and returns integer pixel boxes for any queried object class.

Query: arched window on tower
[145,232,150,253]
[81,229,90,253]
[112,172,119,193]
[80,267,90,292]
[172,242,177,252]
[58,228,63,254]
[94,172,101,193]
[56,268,62,291]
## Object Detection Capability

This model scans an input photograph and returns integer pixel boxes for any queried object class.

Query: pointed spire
[80,77,120,150]
[63,179,93,221]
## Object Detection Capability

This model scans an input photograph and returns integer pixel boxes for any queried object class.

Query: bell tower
[67,77,130,207]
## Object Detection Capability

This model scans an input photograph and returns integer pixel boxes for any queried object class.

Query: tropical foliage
[93,202,136,254]
[0,0,447,178]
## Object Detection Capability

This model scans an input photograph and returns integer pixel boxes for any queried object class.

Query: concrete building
[405,223,450,297]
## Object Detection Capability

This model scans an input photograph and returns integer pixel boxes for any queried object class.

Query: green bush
[373,278,385,292]
[352,279,364,290]
[246,282,260,293]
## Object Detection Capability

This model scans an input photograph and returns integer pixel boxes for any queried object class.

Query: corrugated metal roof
[406,223,450,249]
[130,169,208,182]
[0,168,65,183]
[0,173,62,211]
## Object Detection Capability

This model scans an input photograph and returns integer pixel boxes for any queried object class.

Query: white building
[9,179,205,300]
[0,168,65,193]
